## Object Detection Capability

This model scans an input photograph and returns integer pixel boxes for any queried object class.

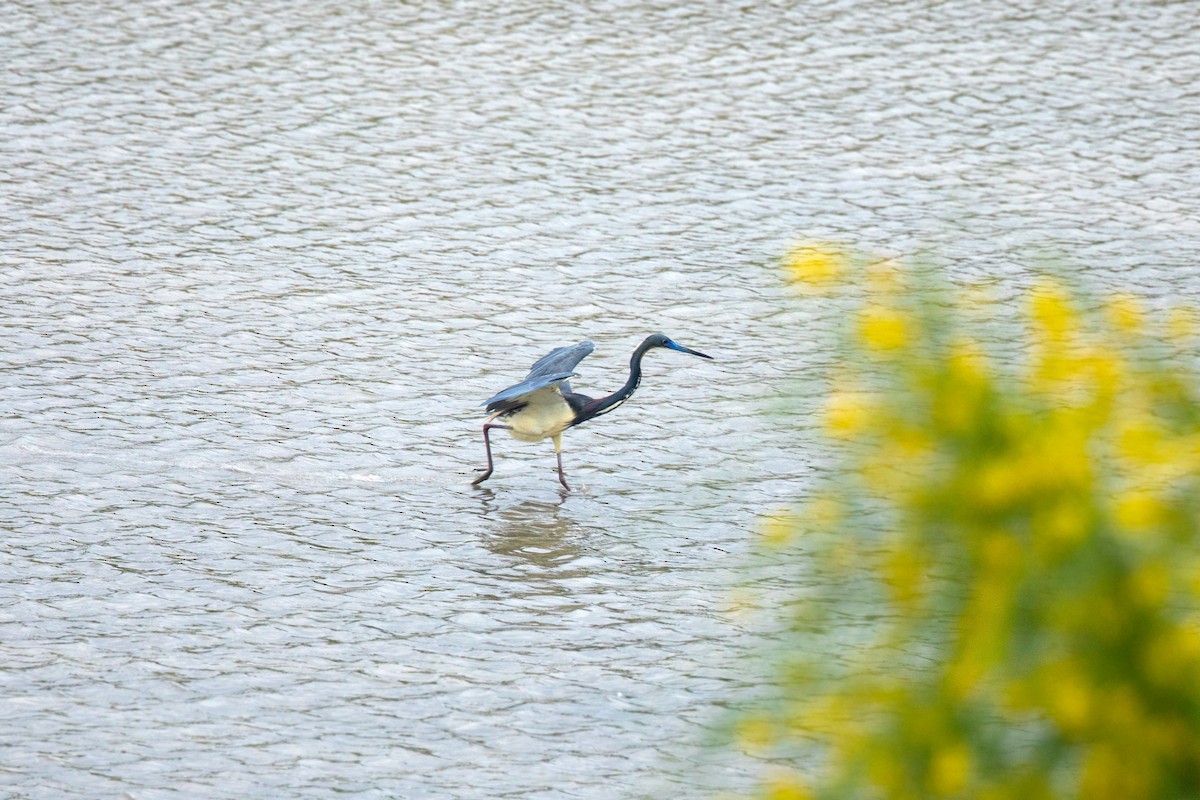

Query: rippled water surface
[3,1,1199,797]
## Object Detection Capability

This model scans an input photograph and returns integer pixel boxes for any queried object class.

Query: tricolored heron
[471,333,713,489]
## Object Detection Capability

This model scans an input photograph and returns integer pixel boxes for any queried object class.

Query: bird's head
[645,332,713,360]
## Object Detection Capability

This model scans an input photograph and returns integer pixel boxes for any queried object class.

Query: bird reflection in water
[474,497,591,586]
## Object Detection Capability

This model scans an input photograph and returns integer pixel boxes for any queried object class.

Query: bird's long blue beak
[666,340,713,360]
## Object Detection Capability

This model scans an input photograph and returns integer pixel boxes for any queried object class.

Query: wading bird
[471,333,713,489]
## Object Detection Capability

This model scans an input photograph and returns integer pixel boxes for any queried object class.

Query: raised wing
[524,341,594,381]
[481,341,596,411]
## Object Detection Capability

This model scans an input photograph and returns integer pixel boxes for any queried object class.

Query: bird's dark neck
[572,342,652,424]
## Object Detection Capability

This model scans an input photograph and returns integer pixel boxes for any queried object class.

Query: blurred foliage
[734,243,1200,799]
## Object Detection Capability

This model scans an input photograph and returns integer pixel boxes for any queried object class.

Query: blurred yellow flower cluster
[782,241,847,293]
[735,246,1200,800]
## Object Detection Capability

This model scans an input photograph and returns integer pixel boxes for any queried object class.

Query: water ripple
[3,0,1199,796]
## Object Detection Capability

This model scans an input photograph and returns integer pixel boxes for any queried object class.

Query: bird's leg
[552,433,570,490]
[556,451,569,490]
[472,423,511,486]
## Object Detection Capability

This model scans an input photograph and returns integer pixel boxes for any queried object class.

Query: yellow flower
[1128,561,1170,609]
[825,389,873,438]
[782,241,846,289]
[948,339,989,382]
[1116,417,1163,464]
[735,715,776,752]
[805,494,843,527]
[931,340,992,433]
[1048,671,1093,733]
[1080,345,1123,401]
[761,512,799,547]
[1029,279,1076,340]
[1037,413,1093,489]
[930,743,972,795]
[764,772,813,800]
[1114,490,1164,532]
[973,456,1027,509]
[1040,500,1090,549]
[1142,626,1200,690]
[859,303,909,351]
[979,530,1023,571]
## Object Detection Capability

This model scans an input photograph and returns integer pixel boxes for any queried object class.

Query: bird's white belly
[501,388,574,442]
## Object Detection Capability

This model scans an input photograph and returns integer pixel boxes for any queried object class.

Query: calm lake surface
[3,1,1198,797]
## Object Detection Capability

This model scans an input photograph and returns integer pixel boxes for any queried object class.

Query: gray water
[3,1,1199,798]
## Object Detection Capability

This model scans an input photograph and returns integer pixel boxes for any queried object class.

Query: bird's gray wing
[482,371,577,410]
[480,342,595,410]
[524,341,595,381]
